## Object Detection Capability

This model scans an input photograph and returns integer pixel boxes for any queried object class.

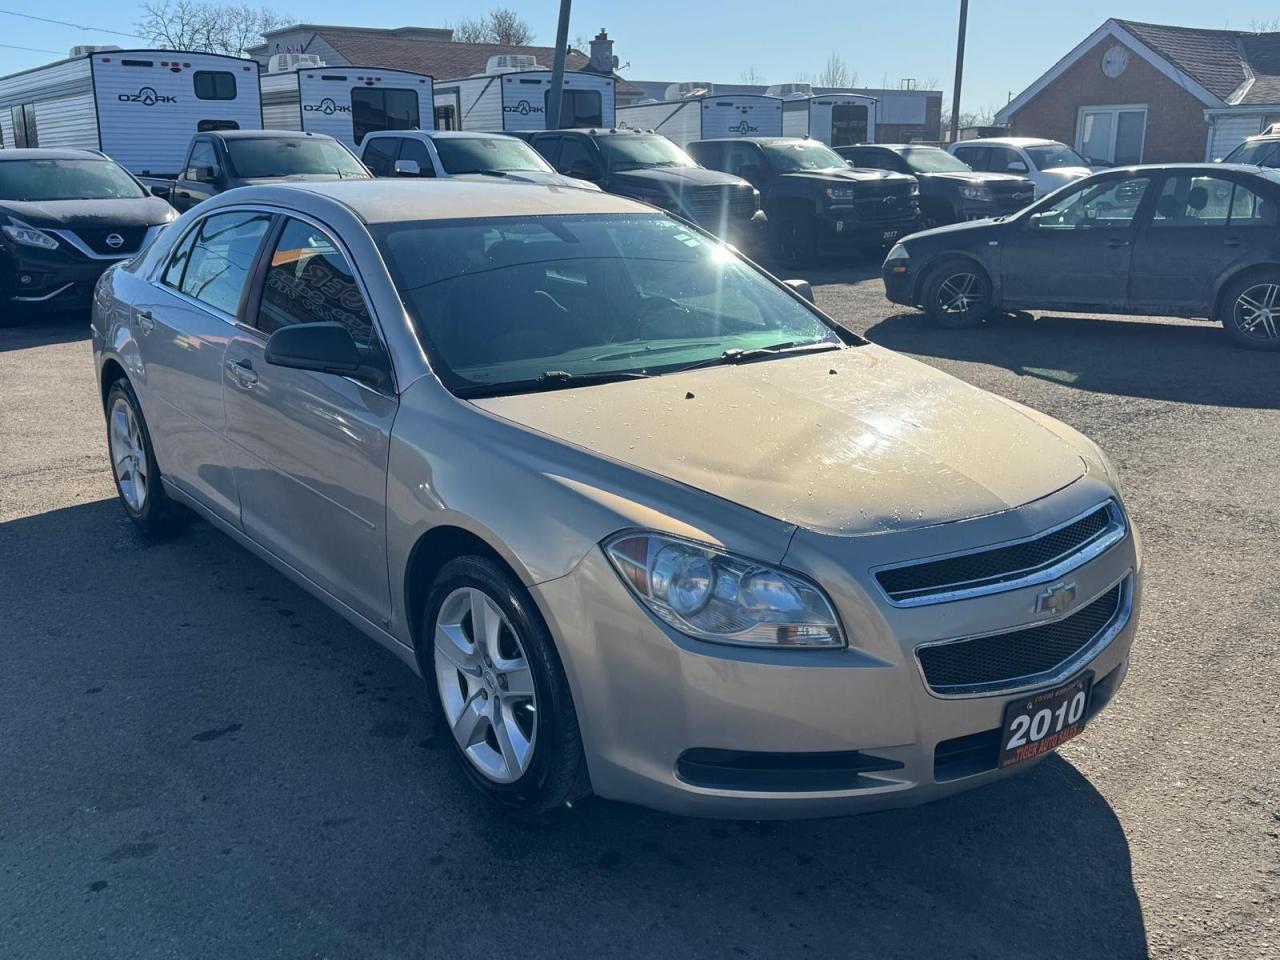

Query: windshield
[374,213,844,396]
[225,138,369,180]
[0,158,145,201]
[899,146,975,174]
[762,140,848,172]
[1223,139,1280,167]
[1025,143,1088,170]
[434,137,553,175]
[600,135,697,173]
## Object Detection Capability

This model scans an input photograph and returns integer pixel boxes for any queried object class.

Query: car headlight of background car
[1,217,59,251]
[960,183,993,201]
[605,532,845,648]
[824,187,855,203]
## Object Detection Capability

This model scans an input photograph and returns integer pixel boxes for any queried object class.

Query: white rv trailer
[615,95,783,148]
[433,59,615,133]
[0,49,262,175]
[781,94,878,147]
[261,60,435,151]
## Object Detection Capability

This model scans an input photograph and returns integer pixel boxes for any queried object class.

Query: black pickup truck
[527,128,767,250]
[141,130,370,213]
[687,137,919,264]
[837,143,1035,228]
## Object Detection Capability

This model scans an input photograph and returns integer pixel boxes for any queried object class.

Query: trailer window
[434,104,457,130]
[351,87,420,145]
[194,71,237,101]
[830,104,869,147]
[546,89,602,128]
[198,119,240,132]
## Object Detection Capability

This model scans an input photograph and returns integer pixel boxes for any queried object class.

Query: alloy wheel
[108,396,148,512]
[433,587,538,783]
[1233,282,1280,342]
[936,271,987,322]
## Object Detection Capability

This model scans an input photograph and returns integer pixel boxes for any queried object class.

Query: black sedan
[882,163,1280,350]
[1,149,176,315]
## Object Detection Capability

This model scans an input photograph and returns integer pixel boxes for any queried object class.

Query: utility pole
[949,0,968,143]
[546,0,573,129]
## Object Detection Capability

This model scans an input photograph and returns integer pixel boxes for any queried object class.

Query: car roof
[953,137,1061,148]
[212,129,337,141]
[0,147,109,161]
[366,130,523,142]
[690,137,814,145]
[842,143,943,151]
[237,179,652,223]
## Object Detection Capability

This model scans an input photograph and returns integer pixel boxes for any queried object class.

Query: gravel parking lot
[1,266,1276,960]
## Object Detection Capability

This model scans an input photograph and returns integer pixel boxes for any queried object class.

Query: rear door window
[362,136,399,176]
[952,146,988,171]
[163,210,273,316]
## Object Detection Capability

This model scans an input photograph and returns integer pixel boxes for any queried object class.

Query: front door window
[1033,176,1151,230]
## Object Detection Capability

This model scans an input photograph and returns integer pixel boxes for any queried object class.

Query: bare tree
[816,52,855,89]
[137,0,288,57]
[940,102,1000,132]
[1249,18,1280,32]
[453,8,534,45]
[740,64,766,85]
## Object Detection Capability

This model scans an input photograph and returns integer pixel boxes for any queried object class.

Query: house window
[1077,106,1146,165]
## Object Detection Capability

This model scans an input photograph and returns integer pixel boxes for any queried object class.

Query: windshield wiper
[454,369,652,399]
[673,341,842,373]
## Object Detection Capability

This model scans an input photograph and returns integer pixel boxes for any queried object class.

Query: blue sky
[1,1,1274,111]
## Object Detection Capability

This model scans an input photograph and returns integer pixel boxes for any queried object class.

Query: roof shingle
[1117,19,1280,104]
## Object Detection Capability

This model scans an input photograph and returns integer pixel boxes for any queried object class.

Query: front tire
[770,213,817,267]
[422,555,589,817]
[1222,274,1280,350]
[922,259,993,329]
[104,378,182,538]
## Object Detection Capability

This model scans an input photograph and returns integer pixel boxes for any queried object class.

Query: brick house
[995,19,1280,163]
[245,24,644,105]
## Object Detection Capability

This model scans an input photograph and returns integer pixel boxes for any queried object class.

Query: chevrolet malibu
[92,181,1141,818]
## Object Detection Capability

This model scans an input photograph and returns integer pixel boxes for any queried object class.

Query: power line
[0,42,64,54]
[0,8,147,40]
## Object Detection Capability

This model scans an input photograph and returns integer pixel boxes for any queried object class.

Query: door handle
[135,309,155,334]
[1104,237,1130,249]
[224,357,259,388]
[1224,237,1243,248]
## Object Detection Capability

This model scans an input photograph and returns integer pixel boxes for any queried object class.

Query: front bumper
[815,207,920,250]
[533,479,1140,819]
[882,256,915,306]
[3,232,154,308]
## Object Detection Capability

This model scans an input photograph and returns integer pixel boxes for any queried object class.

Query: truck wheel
[770,215,816,267]
[922,259,992,329]
[1222,274,1280,350]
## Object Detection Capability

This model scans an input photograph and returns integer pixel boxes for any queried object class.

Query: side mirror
[784,279,815,303]
[196,165,220,183]
[1027,212,1046,229]
[394,159,421,177]
[565,163,600,181]
[265,322,377,381]
[1007,160,1029,173]
[150,185,170,198]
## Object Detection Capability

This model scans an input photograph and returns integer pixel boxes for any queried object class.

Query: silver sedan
[92,180,1140,818]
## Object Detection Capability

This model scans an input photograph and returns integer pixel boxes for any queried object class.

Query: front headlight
[1092,444,1124,496]
[824,187,855,202]
[960,183,992,200]
[1,219,59,250]
[908,182,920,196]
[604,532,845,648]
[886,242,910,261]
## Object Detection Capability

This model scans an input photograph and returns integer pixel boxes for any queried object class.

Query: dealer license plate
[999,674,1092,769]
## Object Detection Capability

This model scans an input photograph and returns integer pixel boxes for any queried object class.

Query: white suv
[360,130,599,190]
[949,137,1100,199]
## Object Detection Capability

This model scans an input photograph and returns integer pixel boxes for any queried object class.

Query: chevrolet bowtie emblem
[1035,582,1077,617]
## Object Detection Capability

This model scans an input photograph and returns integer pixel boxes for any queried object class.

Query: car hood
[1040,166,1095,179]
[0,196,174,229]
[789,168,915,186]
[452,171,601,190]
[922,171,1028,185]
[238,174,371,186]
[471,345,1085,536]
[612,166,749,191]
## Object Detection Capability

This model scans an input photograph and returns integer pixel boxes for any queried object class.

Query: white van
[0,49,262,176]
[615,95,783,148]
[261,64,435,151]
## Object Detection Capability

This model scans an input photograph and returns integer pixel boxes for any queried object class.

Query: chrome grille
[71,226,148,256]
[917,579,1128,696]
[875,502,1125,606]
[681,185,757,223]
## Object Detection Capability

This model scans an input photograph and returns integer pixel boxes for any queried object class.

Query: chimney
[589,28,615,74]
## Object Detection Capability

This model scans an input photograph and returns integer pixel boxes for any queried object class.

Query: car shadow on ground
[862,309,1278,409]
[0,498,1149,959]
[0,309,91,353]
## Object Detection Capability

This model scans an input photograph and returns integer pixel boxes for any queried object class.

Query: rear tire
[104,378,183,538]
[421,555,590,818]
[1221,273,1280,350]
[922,258,993,329]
